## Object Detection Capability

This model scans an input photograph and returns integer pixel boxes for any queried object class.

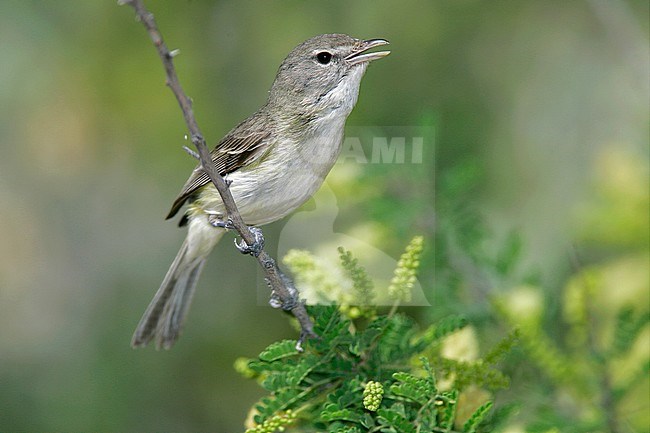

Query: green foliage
[462,401,493,433]
[390,371,436,405]
[494,256,650,431]
[258,340,301,362]
[416,315,469,351]
[246,157,650,432]
[240,239,515,432]
[432,330,518,391]
[611,306,649,356]
[428,143,650,432]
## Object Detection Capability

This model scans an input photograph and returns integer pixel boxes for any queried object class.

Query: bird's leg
[234,226,265,257]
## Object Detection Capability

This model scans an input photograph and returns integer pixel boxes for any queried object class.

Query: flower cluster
[245,410,296,433]
[388,236,424,302]
[362,381,384,412]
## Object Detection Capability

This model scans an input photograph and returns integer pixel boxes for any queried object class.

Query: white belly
[194,115,346,226]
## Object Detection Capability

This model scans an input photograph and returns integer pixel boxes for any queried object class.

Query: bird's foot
[234,226,265,257]
[207,214,235,230]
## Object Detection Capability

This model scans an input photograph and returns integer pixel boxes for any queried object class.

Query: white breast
[196,115,346,226]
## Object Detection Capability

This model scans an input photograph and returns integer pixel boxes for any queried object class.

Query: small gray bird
[132,34,390,349]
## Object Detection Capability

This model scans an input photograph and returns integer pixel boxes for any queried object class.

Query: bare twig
[182,145,200,160]
[121,0,314,347]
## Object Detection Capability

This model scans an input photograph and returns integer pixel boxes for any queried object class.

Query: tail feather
[132,223,224,349]
[156,257,206,348]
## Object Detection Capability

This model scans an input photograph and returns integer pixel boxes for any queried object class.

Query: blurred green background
[0,1,647,432]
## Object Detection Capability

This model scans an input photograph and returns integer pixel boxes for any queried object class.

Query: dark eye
[316,51,332,64]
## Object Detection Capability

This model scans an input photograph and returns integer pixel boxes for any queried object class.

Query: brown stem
[120,0,314,347]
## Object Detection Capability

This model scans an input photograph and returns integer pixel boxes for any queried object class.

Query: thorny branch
[121,0,315,348]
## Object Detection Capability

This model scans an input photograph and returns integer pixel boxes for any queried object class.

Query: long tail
[131,220,224,349]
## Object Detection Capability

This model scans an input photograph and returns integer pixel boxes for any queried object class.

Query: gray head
[267,34,390,120]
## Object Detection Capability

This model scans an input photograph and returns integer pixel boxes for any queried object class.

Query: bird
[131,33,390,349]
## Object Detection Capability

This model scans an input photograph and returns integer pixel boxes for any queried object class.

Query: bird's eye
[316,51,332,64]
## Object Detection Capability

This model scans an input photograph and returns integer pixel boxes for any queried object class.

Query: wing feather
[166,127,272,220]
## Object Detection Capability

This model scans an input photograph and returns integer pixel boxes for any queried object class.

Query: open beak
[345,39,390,65]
